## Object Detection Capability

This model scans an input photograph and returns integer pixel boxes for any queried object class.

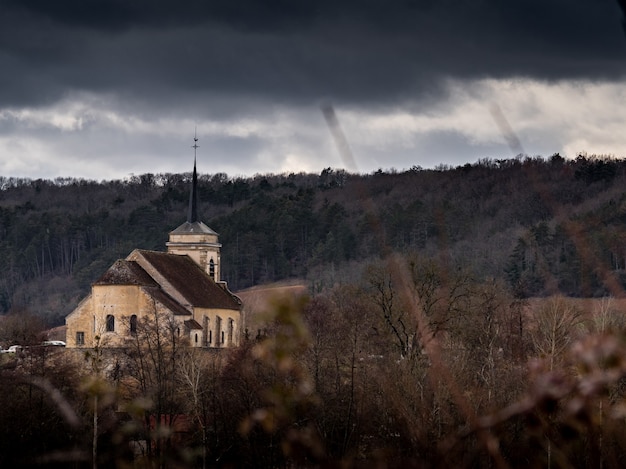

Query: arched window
[228,318,234,345]
[130,315,137,335]
[216,316,222,346]
[106,314,115,332]
[203,316,210,346]
[209,258,215,280]
[195,333,198,344]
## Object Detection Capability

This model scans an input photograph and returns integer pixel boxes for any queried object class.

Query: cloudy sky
[1,0,626,180]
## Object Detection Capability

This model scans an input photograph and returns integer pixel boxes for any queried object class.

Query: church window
[130,315,137,335]
[216,316,222,345]
[209,258,215,280]
[221,331,225,344]
[76,331,85,346]
[209,330,212,344]
[228,318,234,345]
[195,333,198,343]
[106,315,115,332]
[203,316,210,346]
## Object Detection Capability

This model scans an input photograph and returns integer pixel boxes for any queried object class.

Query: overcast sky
[1,0,626,180]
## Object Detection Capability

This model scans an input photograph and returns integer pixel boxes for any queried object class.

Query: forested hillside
[0,153,625,325]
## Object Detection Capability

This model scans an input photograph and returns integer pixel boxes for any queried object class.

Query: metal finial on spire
[192,127,199,159]
[187,131,199,223]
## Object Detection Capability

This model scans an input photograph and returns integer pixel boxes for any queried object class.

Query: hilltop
[0,153,624,325]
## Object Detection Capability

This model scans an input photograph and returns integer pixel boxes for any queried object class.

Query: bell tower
[166,134,222,282]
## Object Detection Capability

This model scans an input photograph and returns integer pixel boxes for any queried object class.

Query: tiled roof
[95,260,158,286]
[94,251,240,316]
[184,319,203,330]
[169,221,218,235]
[142,286,191,316]
[134,250,241,311]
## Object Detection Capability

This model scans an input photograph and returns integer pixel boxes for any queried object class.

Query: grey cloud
[350,130,513,173]
[1,0,626,180]
[3,0,318,32]
[1,0,625,112]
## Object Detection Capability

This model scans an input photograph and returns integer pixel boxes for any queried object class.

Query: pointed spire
[187,132,199,223]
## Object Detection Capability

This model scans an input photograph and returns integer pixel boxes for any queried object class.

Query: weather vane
[192,127,199,159]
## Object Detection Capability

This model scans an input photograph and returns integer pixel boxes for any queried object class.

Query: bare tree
[531,296,584,372]
[121,305,185,466]
[177,348,225,469]
[586,296,626,334]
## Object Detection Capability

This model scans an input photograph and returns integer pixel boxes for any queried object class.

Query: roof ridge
[94,259,157,286]
[130,249,240,311]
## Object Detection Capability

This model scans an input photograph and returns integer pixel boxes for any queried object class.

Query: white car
[5,345,22,353]
[42,340,66,347]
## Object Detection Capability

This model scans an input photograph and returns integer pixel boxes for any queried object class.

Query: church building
[65,141,242,349]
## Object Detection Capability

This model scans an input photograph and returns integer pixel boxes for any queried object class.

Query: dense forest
[4,154,626,467]
[0,153,625,325]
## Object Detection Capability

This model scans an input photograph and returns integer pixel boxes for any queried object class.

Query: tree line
[0,153,625,325]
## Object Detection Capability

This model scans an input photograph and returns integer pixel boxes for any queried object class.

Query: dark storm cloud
[4,0,318,31]
[1,0,625,111]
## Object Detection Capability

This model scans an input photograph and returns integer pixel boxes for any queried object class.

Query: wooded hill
[0,153,625,325]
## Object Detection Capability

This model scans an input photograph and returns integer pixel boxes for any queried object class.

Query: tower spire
[169,129,222,280]
[188,131,199,223]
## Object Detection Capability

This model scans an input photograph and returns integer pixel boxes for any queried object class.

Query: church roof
[184,319,203,330]
[169,220,218,235]
[95,260,158,286]
[94,251,240,315]
[143,286,191,316]
[133,250,241,311]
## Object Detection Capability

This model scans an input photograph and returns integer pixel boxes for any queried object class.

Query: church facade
[65,152,242,349]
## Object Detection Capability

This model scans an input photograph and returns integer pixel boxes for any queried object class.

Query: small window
[106,314,115,332]
[221,331,225,344]
[130,315,137,335]
[76,331,85,346]
[195,333,198,343]
[209,259,215,280]
[209,330,212,344]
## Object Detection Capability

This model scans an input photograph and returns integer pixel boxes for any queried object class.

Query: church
[65,143,242,349]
